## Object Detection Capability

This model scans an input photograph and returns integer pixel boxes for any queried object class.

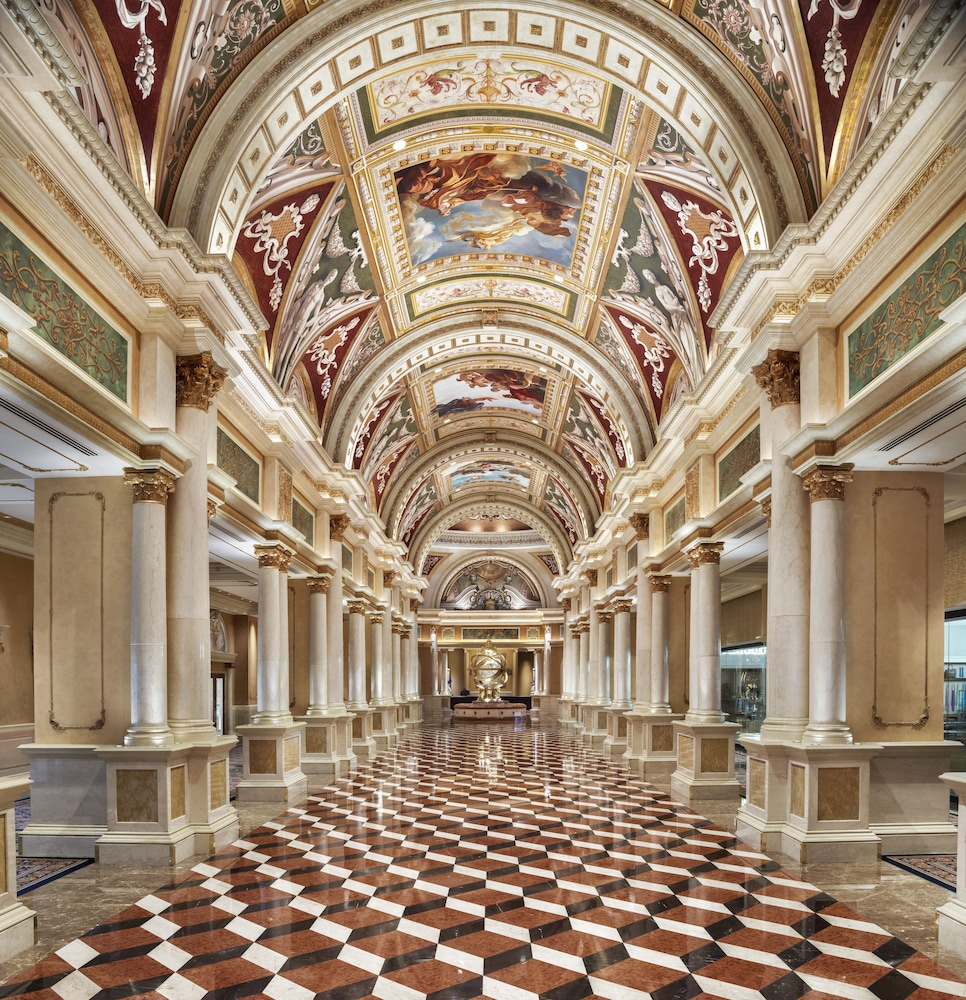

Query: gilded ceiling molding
[682,386,748,447]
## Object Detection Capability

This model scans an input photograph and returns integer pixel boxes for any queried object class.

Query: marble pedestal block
[298,713,355,779]
[532,695,557,720]
[870,742,958,855]
[421,696,448,725]
[738,741,884,863]
[580,705,609,750]
[235,723,307,802]
[624,713,683,780]
[557,698,578,732]
[0,776,35,962]
[350,709,377,760]
[370,705,399,752]
[602,709,629,758]
[670,721,741,804]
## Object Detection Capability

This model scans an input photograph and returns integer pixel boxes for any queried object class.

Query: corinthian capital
[802,464,854,502]
[255,545,293,572]
[124,468,176,504]
[329,514,351,541]
[752,349,800,408]
[686,542,724,568]
[176,353,227,410]
[629,512,650,539]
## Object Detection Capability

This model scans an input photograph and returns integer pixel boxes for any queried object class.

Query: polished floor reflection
[1,724,964,999]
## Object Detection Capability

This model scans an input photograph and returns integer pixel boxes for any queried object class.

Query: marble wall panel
[116,770,158,824]
[817,766,860,821]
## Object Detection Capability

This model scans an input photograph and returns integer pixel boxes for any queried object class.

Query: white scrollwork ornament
[116,0,168,99]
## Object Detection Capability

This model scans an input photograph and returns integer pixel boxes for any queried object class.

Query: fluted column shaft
[686,544,725,722]
[167,353,225,742]
[253,546,292,724]
[803,465,854,743]
[306,577,330,715]
[754,350,810,741]
[611,601,632,709]
[125,468,176,747]
[348,601,368,710]
[649,577,673,712]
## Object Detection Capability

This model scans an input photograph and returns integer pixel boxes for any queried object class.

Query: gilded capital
[307,576,331,595]
[597,610,613,623]
[686,542,724,568]
[752,349,800,408]
[124,468,176,504]
[560,597,572,613]
[584,569,598,588]
[409,598,420,613]
[206,498,218,522]
[802,464,854,502]
[175,353,227,410]
[649,574,672,593]
[611,599,632,615]
[347,599,367,615]
[370,612,384,625]
[759,496,772,525]
[629,512,650,540]
[255,545,292,572]
[383,570,396,588]
[329,513,351,541]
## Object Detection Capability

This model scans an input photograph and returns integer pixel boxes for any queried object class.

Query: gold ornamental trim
[597,610,614,624]
[370,612,384,625]
[611,600,633,615]
[752,349,800,408]
[176,353,227,410]
[629,513,650,540]
[686,542,725,567]
[329,514,351,541]
[307,576,331,595]
[123,467,176,504]
[802,464,854,502]
[254,545,293,572]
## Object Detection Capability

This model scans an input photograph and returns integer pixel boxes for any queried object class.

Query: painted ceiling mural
[41,0,915,570]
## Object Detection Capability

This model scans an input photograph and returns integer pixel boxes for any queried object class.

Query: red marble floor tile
[380,958,482,997]
[695,955,791,989]
[274,957,377,993]
[485,956,588,995]
[809,923,892,951]
[795,952,894,987]
[178,956,276,992]
[73,956,173,990]
[590,956,690,993]
[717,925,801,953]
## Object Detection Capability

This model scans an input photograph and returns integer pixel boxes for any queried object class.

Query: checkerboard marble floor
[2,725,964,1000]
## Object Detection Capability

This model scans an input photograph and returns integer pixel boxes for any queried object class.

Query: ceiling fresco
[41,0,916,574]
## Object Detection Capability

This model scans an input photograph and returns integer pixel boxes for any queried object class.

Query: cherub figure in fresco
[456,369,546,407]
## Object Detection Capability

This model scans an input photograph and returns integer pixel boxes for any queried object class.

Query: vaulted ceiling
[38,0,914,570]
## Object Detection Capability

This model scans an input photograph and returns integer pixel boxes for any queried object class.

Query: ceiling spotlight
[574,139,588,151]
[393,139,407,151]
[553,274,565,283]
[416,275,426,284]
[532,418,539,424]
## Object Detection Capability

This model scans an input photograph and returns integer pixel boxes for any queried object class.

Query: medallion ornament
[752,349,800,408]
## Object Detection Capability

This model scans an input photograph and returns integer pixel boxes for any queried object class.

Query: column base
[939,897,966,958]
[0,776,35,962]
[624,712,683,780]
[421,696,449,725]
[349,708,378,760]
[235,723,307,803]
[370,704,399,752]
[602,709,630,758]
[557,698,578,732]
[580,705,609,750]
[532,695,557,721]
[670,721,741,804]
[19,744,106,858]
[299,713,356,778]
[738,741,883,864]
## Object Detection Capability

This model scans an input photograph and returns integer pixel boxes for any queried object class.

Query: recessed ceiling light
[553,274,565,283]
[532,418,539,424]
[393,139,407,151]
[416,275,426,284]
[574,139,588,151]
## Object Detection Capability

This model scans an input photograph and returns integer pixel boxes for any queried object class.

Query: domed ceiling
[43,0,907,571]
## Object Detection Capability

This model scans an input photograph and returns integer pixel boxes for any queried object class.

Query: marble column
[124,468,176,747]
[392,621,405,732]
[299,572,353,777]
[753,349,810,742]
[604,600,632,757]
[672,543,739,805]
[532,650,542,697]
[167,353,225,744]
[803,465,854,744]
[347,600,376,758]
[632,569,651,714]
[408,601,423,724]
[558,599,574,727]
[576,622,590,731]
[369,607,395,751]
[583,609,611,748]
[235,545,306,802]
[650,576,673,714]
[431,626,440,696]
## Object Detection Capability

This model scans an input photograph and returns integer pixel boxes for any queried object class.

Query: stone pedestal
[738,741,887,863]
[870,742,958,854]
[235,722,307,802]
[670,721,740,804]
[602,709,629,757]
[624,713,683,780]
[580,704,609,750]
[938,772,966,957]
[370,705,398,751]
[298,713,355,779]
[95,746,199,865]
[0,776,35,962]
[350,709,377,760]
[558,697,578,732]
[421,695,449,725]
[532,695,557,720]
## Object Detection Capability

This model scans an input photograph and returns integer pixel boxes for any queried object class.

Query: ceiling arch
[425,551,555,609]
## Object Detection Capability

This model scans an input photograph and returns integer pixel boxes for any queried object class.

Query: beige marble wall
[33,478,132,746]
[946,516,966,608]
[0,553,33,733]
[845,472,944,743]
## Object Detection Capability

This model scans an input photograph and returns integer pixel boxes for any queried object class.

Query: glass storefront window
[721,643,766,735]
